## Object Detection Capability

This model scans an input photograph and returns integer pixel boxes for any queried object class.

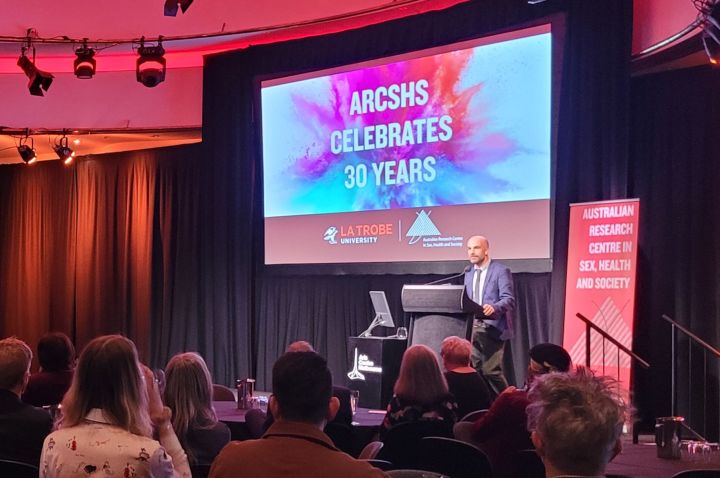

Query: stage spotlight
[136,39,166,88]
[703,31,720,64]
[164,0,193,16]
[17,136,37,165]
[54,136,76,164]
[17,51,54,96]
[702,2,720,64]
[74,42,96,79]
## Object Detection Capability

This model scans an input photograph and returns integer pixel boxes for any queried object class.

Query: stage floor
[606,434,720,478]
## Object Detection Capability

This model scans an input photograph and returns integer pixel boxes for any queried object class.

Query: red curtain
[0,154,155,364]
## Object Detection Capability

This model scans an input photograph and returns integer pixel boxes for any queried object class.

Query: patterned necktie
[474,269,482,303]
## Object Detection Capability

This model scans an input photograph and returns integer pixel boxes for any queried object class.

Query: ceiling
[0,0,707,166]
[0,0,467,165]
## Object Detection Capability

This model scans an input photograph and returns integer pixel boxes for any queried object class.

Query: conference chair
[0,459,39,478]
[459,409,488,422]
[361,459,395,471]
[359,441,384,459]
[212,383,236,401]
[377,420,454,469]
[387,470,448,478]
[452,420,476,446]
[671,471,720,478]
[418,436,493,478]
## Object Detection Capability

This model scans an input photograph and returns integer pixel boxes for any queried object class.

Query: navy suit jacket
[0,388,53,466]
[464,260,516,339]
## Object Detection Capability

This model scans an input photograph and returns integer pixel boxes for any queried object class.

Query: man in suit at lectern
[464,235,516,394]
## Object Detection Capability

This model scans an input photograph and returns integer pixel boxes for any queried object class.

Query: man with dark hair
[526,367,625,477]
[0,337,53,466]
[22,332,75,406]
[210,352,388,478]
[247,341,353,439]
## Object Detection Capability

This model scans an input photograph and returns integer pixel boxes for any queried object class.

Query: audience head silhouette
[271,351,338,426]
[0,337,32,395]
[286,340,315,353]
[395,344,449,403]
[526,367,625,477]
[164,352,227,464]
[164,352,218,447]
[440,336,473,370]
[527,343,572,385]
[60,334,153,436]
[37,332,75,372]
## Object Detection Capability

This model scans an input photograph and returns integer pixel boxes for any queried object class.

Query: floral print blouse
[40,409,190,478]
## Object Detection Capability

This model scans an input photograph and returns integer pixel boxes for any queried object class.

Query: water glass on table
[396,327,408,339]
[350,390,360,424]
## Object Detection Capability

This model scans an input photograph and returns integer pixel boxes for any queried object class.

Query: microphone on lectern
[424,265,472,285]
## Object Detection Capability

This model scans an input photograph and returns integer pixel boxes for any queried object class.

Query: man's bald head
[467,235,490,267]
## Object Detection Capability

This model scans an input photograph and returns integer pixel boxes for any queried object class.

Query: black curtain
[252,272,550,389]
[630,66,720,440]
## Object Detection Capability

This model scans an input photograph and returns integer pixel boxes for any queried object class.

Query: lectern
[346,336,406,409]
[401,284,483,356]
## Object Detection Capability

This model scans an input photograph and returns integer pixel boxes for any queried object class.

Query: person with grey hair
[526,367,625,478]
[0,337,53,466]
[440,336,492,419]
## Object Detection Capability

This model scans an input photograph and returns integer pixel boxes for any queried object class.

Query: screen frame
[369,290,395,327]
[254,14,566,275]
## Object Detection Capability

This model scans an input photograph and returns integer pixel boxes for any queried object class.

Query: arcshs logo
[406,209,441,244]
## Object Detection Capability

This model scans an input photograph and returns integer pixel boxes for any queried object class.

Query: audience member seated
[440,336,492,419]
[285,340,352,425]
[526,367,625,478]
[246,340,352,438]
[22,332,75,407]
[462,342,571,478]
[380,344,458,439]
[163,352,231,465]
[0,337,53,467]
[209,351,388,478]
[40,335,190,478]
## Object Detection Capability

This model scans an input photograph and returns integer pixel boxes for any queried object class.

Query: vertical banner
[563,199,640,386]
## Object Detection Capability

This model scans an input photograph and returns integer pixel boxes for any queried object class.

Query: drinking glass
[350,390,360,422]
[256,395,269,413]
[397,327,408,339]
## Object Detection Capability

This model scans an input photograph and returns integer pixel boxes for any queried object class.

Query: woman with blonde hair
[380,344,457,438]
[163,352,230,464]
[39,335,190,478]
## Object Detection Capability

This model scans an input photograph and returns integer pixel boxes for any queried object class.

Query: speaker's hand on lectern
[482,304,495,316]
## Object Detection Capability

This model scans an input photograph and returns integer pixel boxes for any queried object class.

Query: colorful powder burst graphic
[288,51,518,211]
